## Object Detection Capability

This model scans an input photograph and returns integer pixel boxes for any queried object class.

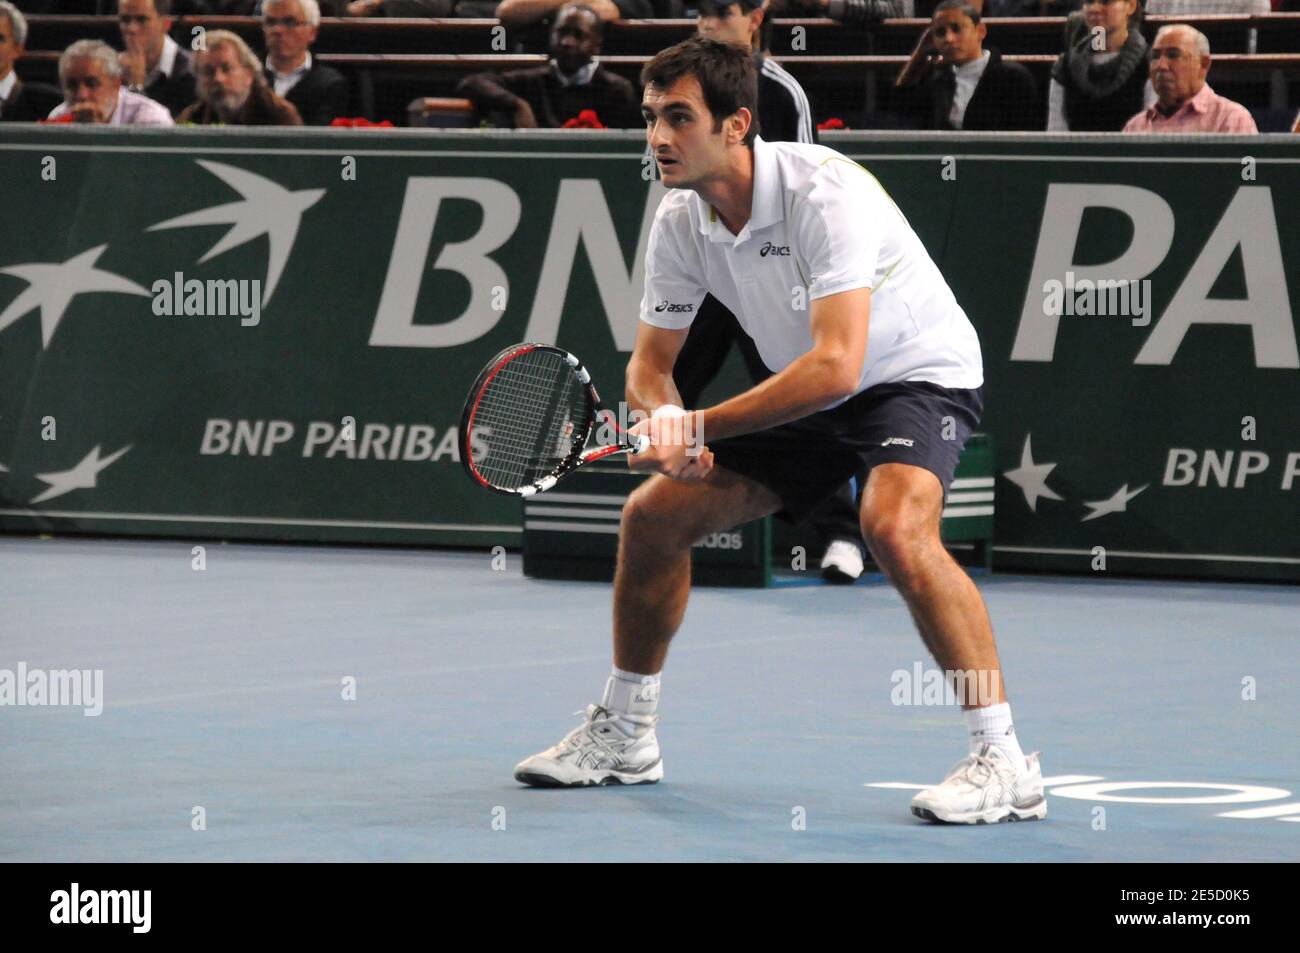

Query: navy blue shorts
[708,381,984,524]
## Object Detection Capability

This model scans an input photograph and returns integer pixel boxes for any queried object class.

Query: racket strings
[471,350,589,490]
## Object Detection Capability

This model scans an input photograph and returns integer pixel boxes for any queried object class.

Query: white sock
[601,667,660,735]
[965,702,1027,769]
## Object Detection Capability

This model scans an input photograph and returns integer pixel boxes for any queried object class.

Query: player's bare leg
[613,465,781,673]
[860,462,1045,823]
[858,463,1006,706]
[514,466,779,787]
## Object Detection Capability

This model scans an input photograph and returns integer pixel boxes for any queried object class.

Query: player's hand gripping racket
[459,343,650,496]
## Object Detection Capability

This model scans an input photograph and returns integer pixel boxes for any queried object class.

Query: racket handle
[629,433,651,455]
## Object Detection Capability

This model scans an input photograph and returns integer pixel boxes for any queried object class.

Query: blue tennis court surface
[2,537,1296,862]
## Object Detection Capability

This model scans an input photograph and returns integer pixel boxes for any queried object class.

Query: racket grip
[629,433,651,455]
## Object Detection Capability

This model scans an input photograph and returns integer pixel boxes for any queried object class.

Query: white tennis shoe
[820,539,865,583]
[910,744,1047,824]
[514,704,663,787]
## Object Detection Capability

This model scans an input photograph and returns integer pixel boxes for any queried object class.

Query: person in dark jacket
[0,2,62,121]
[179,30,303,124]
[681,2,868,582]
[116,0,197,117]
[698,0,817,144]
[457,4,640,128]
[494,0,683,29]
[895,0,1039,130]
[1048,0,1152,131]
[261,0,349,125]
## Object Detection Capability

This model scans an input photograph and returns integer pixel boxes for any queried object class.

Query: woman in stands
[1048,0,1154,131]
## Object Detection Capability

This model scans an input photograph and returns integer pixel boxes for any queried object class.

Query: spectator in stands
[1048,0,1152,130]
[894,0,1039,129]
[117,0,196,117]
[687,9,870,581]
[343,0,500,15]
[18,0,211,11]
[262,0,349,124]
[179,29,303,123]
[0,1,62,121]
[786,0,913,25]
[1145,0,1268,14]
[456,4,639,127]
[1122,24,1257,131]
[698,0,816,142]
[494,0,685,29]
[48,38,174,123]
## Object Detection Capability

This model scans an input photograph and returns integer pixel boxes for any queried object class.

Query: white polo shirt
[640,137,983,406]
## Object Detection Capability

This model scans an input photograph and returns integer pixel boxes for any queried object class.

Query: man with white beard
[178,30,302,125]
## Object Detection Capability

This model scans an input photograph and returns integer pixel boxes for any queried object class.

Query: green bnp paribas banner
[1,126,1297,581]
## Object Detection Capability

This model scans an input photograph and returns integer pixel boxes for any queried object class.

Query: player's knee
[622,480,688,552]
[860,505,927,577]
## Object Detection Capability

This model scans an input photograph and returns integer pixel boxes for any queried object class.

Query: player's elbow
[817,351,861,404]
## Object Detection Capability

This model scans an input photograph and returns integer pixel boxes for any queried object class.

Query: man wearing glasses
[262,0,349,125]
[117,0,196,117]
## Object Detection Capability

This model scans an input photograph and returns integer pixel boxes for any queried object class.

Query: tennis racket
[459,343,650,497]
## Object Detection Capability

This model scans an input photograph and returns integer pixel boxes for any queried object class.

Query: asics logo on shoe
[881,437,915,447]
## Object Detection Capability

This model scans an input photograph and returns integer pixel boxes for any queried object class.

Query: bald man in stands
[1122,24,1256,134]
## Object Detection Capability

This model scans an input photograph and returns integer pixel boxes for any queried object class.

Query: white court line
[866,775,1105,790]
[1217,802,1300,819]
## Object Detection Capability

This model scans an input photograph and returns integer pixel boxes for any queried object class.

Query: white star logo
[1001,434,1064,513]
[147,160,325,305]
[30,444,132,504]
[1081,483,1148,522]
[0,245,151,348]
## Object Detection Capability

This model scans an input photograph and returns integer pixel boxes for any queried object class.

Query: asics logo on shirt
[654,300,694,313]
[759,242,791,257]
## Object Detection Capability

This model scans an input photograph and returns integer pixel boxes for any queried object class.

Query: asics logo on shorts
[881,437,915,447]
[654,300,694,313]
[759,242,791,257]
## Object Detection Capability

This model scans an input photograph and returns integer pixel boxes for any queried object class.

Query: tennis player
[514,36,1046,824]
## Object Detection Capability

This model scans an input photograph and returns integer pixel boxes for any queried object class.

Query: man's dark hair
[933,0,980,25]
[640,36,759,146]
